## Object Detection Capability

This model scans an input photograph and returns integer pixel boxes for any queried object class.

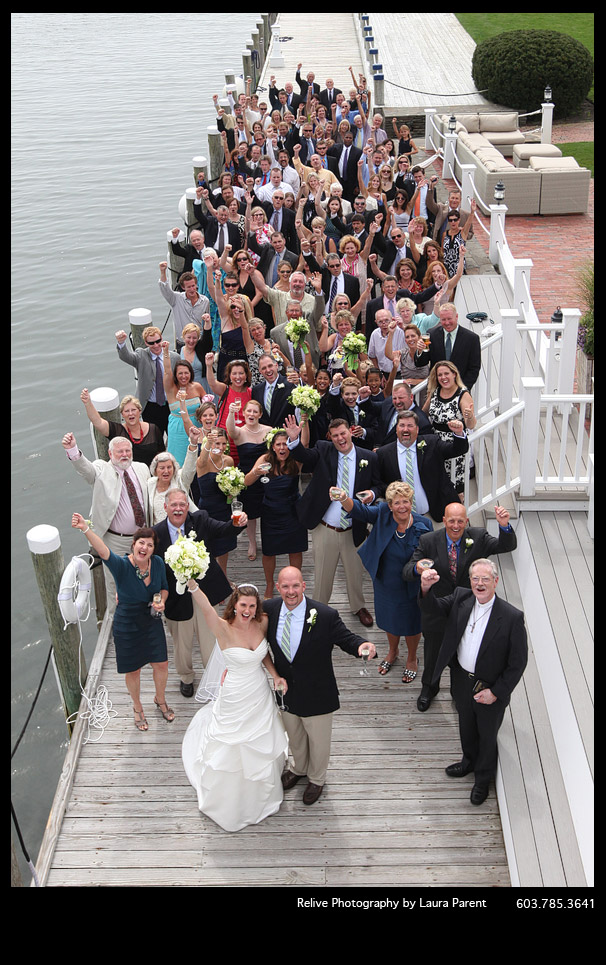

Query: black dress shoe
[470,783,489,806]
[281,770,303,790]
[355,607,374,628]
[180,681,194,698]
[303,782,324,805]
[417,687,435,712]
[445,761,473,778]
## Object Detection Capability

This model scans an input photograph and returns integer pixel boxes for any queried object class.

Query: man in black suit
[319,79,343,111]
[269,77,303,115]
[248,230,299,286]
[259,189,299,253]
[153,489,247,697]
[295,64,320,100]
[377,410,468,521]
[365,276,438,341]
[168,226,205,275]
[328,128,363,203]
[420,558,527,805]
[404,501,517,711]
[314,139,339,176]
[415,302,482,391]
[264,566,376,805]
[366,380,432,447]
[324,372,378,450]
[192,190,241,255]
[251,352,295,428]
[285,417,382,628]
[301,248,360,311]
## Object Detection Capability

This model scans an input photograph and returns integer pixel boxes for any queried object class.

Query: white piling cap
[192,156,207,166]
[90,387,120,409]
[27,524,61,554]
[128,308,152,328]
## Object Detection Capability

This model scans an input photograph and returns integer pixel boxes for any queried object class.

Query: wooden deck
[42,530,511,888]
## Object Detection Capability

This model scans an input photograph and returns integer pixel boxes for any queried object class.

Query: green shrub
[575,261,594,358]
[471,30,593,117]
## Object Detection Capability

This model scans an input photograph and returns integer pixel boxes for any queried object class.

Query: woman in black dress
[71,514,172,732]
[244,422,309,600]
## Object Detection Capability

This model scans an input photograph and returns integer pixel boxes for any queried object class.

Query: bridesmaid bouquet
[284,317,310,353]
[290,384,321,417]
[216,466,246,504]
[341,332,367,371]
[164,531,210,595]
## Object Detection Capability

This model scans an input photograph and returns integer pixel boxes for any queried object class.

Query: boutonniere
[307,608,318,630]
[273,381,284,389]
[417,440,427,450]
[464,538,474,552]
[188,530,197,540]
[359,410,366,419]
[359,459,369,469]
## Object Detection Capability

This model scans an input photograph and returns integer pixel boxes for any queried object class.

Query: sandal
[247,544,257,561]
[378,660,393,675]
[154,698,175,722]
[402,668,418,684]
[134,708,148,731]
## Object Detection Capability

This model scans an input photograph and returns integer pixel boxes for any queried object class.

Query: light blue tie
[340,454,351,529]
[280,610,292,661]
[405,448,417,510]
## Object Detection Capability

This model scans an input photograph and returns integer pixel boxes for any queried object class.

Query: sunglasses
[146,338,162,346]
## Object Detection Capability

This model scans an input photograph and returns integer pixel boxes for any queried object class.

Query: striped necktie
[448,541,458,581]
[405,448,417,510]
[280,610,293,661]
[266,381,275,412]
[339,453,351,528]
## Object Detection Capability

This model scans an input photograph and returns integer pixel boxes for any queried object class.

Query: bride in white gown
[182,580,289,832]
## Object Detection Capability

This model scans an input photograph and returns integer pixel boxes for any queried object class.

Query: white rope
[63,554,118,743]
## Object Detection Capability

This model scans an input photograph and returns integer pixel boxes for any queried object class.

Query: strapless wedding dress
[182,639,288,832]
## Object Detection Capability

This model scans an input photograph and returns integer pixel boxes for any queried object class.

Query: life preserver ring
[57,555,92,627]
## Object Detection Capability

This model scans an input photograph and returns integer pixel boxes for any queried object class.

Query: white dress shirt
[457,597,496,673]
[323,446,357,528]
[396,442,429,515]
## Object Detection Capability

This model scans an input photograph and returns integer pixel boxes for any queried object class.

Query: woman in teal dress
[337,481,433,682]
[161,343,206,466]
[71,514,172,733]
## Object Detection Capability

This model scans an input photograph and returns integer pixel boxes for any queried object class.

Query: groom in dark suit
[403,502,517,712]
[154,488,247,697]
[264,567,376,805]
[420,559,527,805]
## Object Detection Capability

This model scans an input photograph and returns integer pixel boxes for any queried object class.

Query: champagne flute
[258,462,272,484]
[359,645,371,676]
[150,592,163,619]
[275,681,288,712]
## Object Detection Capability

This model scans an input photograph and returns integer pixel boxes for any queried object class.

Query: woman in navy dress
[194,425,238,577]
[226,398,273,562]
[71,514,172,732]
[244,423,309,600]
[337,481,433,682]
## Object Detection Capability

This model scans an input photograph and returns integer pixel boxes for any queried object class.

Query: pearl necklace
[395,515,413,538]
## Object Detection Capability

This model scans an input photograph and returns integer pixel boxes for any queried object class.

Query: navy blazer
[263,596,365,717]
[251,376,295,428]
[153,510,237,621]
[348,501,433,586]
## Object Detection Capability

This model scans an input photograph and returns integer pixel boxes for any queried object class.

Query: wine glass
[275,681,288,712]
[417,558,434,571]
[359,646,371,676]
[150,593,163,619]
[259,462,272,484]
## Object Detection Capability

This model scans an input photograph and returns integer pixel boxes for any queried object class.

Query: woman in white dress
[182,582,289,832]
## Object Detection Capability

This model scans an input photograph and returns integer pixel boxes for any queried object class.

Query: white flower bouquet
[216,466,246,504]
[341,331,367,370]
[290,384,322,417]
[284,317,310,353]
[164,530,210,595]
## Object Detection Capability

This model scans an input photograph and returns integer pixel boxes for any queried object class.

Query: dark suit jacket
[370,398,433,447]
[364,285,438,340]
[251,376,295,428]
[422,589,528,705]
[191,207,242,251]
[319,86,343,110]
[295,72,320,100]
[324,392,378,450]
[302,251,360,306]
[169,240,205,274]
[248,237,299,283]
[377,434,469,521]
[415,324,482,390]
[263,596,365,716]
[153,510,237,621]
[258,203,299,253]
[290,440,382,546]
[403,525,518,633]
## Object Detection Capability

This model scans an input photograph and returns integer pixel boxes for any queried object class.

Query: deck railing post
[499,309,520,411]
[26,525,87,730]
[424,109,436,151]
[513,259,533,318]
[489,204,507,265]
[459,164,476,211]
[558,309,582,398]
[442,131,457,179]
[541,100,555,144]
[518,377,545,497]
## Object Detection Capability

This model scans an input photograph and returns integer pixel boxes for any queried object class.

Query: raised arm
[71,512,110,561]
[80,388,110,437]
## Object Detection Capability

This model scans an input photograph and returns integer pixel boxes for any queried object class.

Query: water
[11,11,262,884]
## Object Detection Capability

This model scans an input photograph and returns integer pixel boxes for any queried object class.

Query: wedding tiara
[236,582,259,592]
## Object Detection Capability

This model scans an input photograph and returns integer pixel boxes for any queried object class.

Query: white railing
[463,401,525,514]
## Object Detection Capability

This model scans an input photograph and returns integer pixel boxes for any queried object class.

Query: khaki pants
[282,711,334,786]
[311,522,366,613]
[166,605,216,684]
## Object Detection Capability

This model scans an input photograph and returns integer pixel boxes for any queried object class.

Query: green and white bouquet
[289,384,322,417]
[341,331,367,371]
[284,317,310,353]
[164,530,210,595]
[216,466,246,504]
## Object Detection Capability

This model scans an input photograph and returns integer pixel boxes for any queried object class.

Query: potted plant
[576,260,594,397]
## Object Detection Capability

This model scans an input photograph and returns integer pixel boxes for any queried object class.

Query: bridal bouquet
[290,384,321,417]
[216,466,246,504]
[284,317,310,353]
[164,531,210,595]
[341,331,367,371]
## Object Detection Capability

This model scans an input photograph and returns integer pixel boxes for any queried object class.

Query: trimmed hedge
[471,30,593,117]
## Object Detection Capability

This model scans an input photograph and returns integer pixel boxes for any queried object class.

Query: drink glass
[359,646,371,676]
[329,486,344,501]
[259,462,272,483]
[417,558,434,570]
[231,499,243,523]
[150,593,163,619]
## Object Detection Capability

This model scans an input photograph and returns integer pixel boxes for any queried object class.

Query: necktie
[405,448,416,510]
[123,470,146,527]
[271,210,280,229]
[339,453,351,528]
[387,298,396,316]
[445,332,452,360]
[271,254,280,286]
[266,381,275,412]
[280,610,293,661]
[387,410,398,434]
[216,224,225,254]
[448,541,458,581]
[155,356,165,405]
[328,276,338,313]
[340,147,349,178]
